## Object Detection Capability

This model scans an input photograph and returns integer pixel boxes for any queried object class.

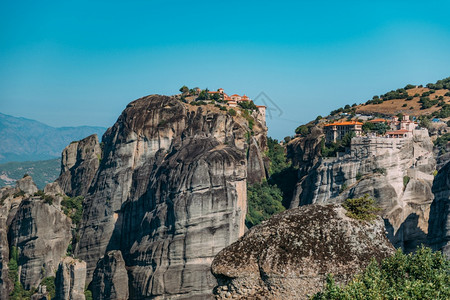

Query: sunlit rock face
[61,95,267,299]
[288,129,436,253]
[57,134,102,197]
[212,204,395,299]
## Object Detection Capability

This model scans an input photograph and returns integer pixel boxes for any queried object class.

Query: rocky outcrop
[428,161,450,258]
[57,134,102,197]
[288,130,435,252]
[16,175,39,195]
[0,187,16,298]
[212,204,395,299]
[66,95,266,298]
[9,196,72,289]
[92,251,128,300]
[55,256,87,300]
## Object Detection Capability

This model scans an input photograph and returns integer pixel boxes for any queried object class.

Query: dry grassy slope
[355,87,450,117]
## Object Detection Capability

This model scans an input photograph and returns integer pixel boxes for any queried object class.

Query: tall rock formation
[55,257,87,300]
[92,251,129,300]
[57,134,102,197]
[288,129,436,253]
[428,161,450,258]
[9,196,72,289]
[59,95,267,299]
[212,204,395,299]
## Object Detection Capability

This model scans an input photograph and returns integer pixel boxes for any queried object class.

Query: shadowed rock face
[8,197,72,289]
[92,251,128,300]
[57,134,101,197]
[288,129,435,253]
[55,257,87,300]
[66,95,265,299]
[212,204,395,299]
[428,161,450,258]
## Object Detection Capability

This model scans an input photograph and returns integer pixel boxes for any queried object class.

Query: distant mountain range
[0,112,106,163]
[0,158,60,189]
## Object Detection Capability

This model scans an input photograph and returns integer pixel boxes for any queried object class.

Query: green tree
[245,181,284,228]
[179,85,189,94]
[342,194,380,221]
[228,108,237,116]
[374,122,390,135]
[313,247,450,299]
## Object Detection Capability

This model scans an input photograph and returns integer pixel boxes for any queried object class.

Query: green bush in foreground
[342,194,380,221]
[312,247,450,299]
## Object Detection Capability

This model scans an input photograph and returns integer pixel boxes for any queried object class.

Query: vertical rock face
[288,130,435,253]
[0,187,16,298]
[428,161,450,258]
[64,95,265,298]
[57,134,102,197]
[92,251,128,300]
[55,256,87,300]
[9,197,72,289]
[211,205,395,299]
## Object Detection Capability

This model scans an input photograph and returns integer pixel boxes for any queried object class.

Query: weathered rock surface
[65,95,266,298]
[92,250,128,300]
[288,130,435,252]
[212,204,395,299]
[55,256,87,300]
[0,187,16,298]
[16,175,39,195]
[428,161,450,258]
[9,196,72,289]
[57,134,101,197]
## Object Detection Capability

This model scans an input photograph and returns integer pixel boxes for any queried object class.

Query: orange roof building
[324,121,363,142]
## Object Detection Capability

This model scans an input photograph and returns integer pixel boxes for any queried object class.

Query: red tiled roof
[208,91,219,94]
[256,105,266,108]
[368,118,387,123]
[324,121,363,127]
[231,94,240,97]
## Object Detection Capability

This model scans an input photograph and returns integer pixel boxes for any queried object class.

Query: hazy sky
[1,1,450,139]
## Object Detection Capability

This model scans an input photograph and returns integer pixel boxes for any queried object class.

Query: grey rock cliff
[288,130,435,252]
[92,250,128,300]
[57,134,102,197]
[428,161,450,258]
[65,95,266,298]
[55,256,87,300]
[212,204,395,299]
[0,187,16,298]
[9,196,72,289]
[16,175,39,195]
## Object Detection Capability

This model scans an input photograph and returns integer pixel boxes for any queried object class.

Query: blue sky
[1,1,450,139]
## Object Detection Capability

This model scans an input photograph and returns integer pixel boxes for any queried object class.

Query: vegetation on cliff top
[313,247,450,299]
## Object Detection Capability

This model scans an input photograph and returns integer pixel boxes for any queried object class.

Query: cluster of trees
[432,103,450,118]
[179,85,222,101]
[245,137,298,227]
[321,132,355,157]
[330,104,357,116]
[434,132,450,154]
[313,247,450,299]
[245,181,284,228]
[238,100,257,110]
[362,121,390,135]
[419,96,439,109]
[426,77,450,90]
